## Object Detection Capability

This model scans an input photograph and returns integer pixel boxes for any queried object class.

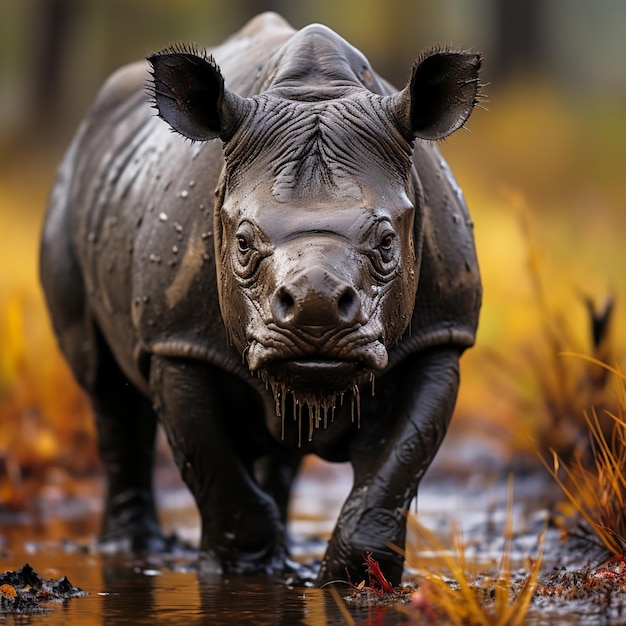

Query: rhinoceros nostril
[271,286,295,324]
[271,278,362,329]
[337,286,360,324]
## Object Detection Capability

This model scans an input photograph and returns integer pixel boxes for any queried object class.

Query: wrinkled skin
[40,13,482,585]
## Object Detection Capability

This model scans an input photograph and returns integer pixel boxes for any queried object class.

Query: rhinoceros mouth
[243,328,388,432]
[245,328,389,374]
[265,359,366,392]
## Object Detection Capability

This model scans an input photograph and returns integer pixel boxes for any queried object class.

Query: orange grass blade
[402,483,543,626]
[559,353,626,381]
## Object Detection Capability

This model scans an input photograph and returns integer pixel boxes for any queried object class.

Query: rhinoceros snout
[270,266,361,331]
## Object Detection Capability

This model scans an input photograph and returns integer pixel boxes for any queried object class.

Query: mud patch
[0,563,86,615]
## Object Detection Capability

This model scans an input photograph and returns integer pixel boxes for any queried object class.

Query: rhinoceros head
[148,32,481,418]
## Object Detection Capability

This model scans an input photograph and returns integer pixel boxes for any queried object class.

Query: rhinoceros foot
[197,550,317,584]
[98,488,175,554]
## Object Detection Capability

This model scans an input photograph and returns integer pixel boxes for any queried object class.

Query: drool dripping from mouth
[258,370,376,447]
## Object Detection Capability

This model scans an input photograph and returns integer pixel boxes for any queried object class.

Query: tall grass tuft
[483,194,617,462]
[542,358,626,556]
[401,478,544,625]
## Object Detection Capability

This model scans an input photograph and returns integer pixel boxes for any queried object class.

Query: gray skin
[40,12,482,585]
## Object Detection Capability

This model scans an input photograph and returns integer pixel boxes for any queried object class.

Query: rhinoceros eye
[233,221,269,281]
[377,231,396,263]
[367,221,398,280]
[237,235,250,253]
[235,222,255,258]
[379,233,394,251]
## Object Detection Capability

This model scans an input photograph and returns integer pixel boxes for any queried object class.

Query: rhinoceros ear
[391,48,482,141]
[147,46,250,142]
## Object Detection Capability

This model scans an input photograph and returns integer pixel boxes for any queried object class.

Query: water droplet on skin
[179,190,189,199]
[158,212,168,222]
[172,245,179,254]
[188,180,195,188]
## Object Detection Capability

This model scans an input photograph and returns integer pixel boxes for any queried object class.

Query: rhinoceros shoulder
[388,142,481,367]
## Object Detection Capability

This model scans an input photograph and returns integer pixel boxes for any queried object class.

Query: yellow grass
[542,362,626,555]
[402,478,544,626]
[458,190,620,462]
[0,158,96,504]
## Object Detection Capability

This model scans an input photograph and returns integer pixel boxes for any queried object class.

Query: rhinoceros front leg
[317,347,461,586]
[149,356,288,575]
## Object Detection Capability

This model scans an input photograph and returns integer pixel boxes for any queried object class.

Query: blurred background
[1,0,626,506]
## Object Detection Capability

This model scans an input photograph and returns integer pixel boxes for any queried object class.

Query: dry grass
[401,479,544,626]
[542,359,626,556]
[0,161,97,507]
[470,192,619,462]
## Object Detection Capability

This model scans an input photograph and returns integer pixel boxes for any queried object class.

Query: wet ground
[0,462,399,625]
[1,434,624,625]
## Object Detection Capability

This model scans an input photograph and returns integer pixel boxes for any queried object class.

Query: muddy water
[0,550,353,625]
[0,463,412,625]
[0,449,610,625]
[0,552,350,625]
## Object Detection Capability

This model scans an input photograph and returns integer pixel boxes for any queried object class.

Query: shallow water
[0,554,359,625]
[0,463,413,625]
[0,449,621,625]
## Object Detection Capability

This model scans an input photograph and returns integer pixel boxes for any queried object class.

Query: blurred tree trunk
[492,0,547,81]
[32,0,79,127]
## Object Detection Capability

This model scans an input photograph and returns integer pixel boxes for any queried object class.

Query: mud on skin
[40,12,482,584]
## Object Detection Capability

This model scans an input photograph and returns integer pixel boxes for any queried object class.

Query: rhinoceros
[40,12,482,585]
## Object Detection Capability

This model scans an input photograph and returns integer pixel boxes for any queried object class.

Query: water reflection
[199,575,311,625]
[0,540,411,625]
[0,465,361,625]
